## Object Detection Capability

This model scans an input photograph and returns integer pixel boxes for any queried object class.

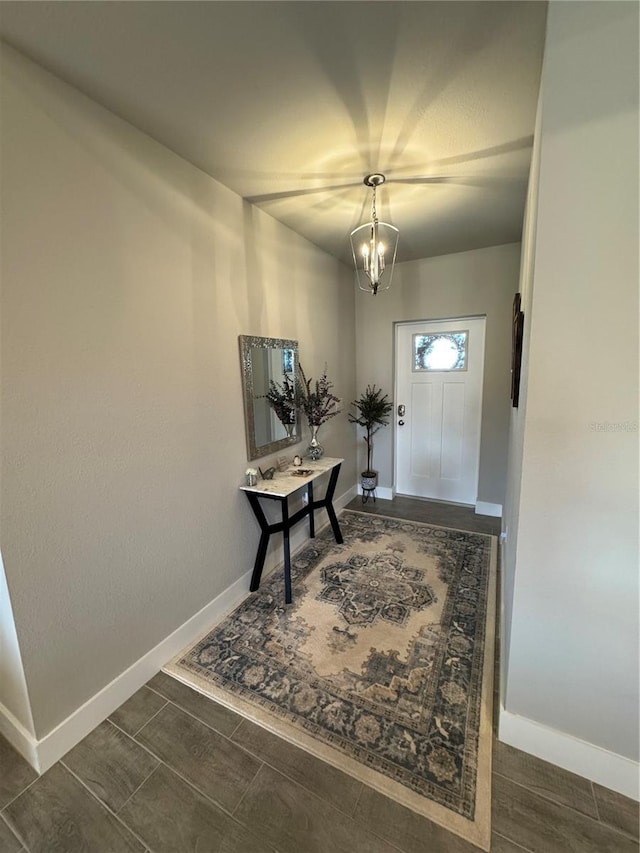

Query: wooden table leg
[323,463,344,544]
[307,481,315,539]
[281,498,292,604]
[246,491,271,592]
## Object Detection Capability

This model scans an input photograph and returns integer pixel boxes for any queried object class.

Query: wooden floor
[1,497,637,853]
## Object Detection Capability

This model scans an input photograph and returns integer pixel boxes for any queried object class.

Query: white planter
[361,472,378,491]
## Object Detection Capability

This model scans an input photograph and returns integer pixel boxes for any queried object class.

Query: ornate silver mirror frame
[239,335,300,461]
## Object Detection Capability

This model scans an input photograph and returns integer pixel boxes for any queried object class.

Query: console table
[240,457,344,604]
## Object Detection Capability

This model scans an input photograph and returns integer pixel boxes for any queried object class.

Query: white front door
[395,318,486,504]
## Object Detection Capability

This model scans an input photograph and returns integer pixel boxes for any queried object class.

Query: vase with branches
[349,384,393,492]
[297,364,341,459]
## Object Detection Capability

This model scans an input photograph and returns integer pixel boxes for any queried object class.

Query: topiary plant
[348,384,393,476]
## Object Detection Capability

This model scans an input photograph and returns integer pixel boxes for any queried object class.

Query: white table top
[240,457,344,498]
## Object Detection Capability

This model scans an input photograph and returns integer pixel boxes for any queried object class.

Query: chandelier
[349,173,399,295]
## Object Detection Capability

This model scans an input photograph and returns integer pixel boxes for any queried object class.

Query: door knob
[397,404,406,416]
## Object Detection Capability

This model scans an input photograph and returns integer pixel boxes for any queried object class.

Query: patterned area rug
[167,510,496,850]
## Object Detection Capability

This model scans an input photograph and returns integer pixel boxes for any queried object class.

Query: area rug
[166,510,497,850]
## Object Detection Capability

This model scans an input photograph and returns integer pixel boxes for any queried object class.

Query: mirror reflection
[239,335,300,460]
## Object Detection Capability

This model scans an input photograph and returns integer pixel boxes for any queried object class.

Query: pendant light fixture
[350,173,399,295]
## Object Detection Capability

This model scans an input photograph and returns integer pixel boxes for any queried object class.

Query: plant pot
[361,471,378,491]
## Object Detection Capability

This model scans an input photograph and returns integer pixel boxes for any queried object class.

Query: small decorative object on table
[245,467,258,487]
[293,454,302,467]
[297,363,341,461]
[259,466,276,480]
[349,384,393,503]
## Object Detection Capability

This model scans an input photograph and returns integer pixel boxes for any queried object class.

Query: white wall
[0,552,35,739]
[0,44,356,747]
[501,1,639,798]
[501,85,543,680]
[354,243,520,506]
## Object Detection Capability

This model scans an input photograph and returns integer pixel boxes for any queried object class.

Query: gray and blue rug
[167,510,496,849]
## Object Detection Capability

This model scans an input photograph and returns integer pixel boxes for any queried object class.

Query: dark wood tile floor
[346,494,502,537]
[1,498,638,852]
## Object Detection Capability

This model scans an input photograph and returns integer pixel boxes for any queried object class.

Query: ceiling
[0,1,548,265]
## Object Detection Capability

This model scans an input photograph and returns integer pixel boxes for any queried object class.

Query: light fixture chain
[371,183,378,224]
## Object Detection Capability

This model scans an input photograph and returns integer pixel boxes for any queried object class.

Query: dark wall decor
[511,293,525,407]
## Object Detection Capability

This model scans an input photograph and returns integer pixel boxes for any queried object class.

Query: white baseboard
[9,567,254,774]
[0,701,40,771]
[336,483,358,509]
[475,501,502,518]
[1,484,357,774]
[356,484,393,501]
[499,706,640,801]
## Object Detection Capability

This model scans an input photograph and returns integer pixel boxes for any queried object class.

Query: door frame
[392,315,487,504]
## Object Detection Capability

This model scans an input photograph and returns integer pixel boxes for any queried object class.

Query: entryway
[395,317,486,505]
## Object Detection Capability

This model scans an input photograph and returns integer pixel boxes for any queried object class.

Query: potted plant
[296,364,341,459]
[349,385,393,494]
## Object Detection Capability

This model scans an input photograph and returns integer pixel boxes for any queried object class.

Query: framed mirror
[239,335,300,460]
